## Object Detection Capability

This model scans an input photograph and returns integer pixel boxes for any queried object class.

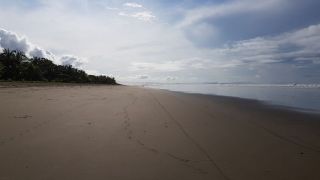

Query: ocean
[133,83,320,113]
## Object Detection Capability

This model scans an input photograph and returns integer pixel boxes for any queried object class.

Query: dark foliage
[0,49,117,84]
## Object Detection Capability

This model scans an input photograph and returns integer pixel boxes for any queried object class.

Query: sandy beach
[0,83,320,180]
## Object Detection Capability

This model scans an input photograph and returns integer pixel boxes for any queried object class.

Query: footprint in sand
[166,153,191,163]
[136,140,159,154]
[127,130,133,139]
[148,148,159,154]
[136,140,144,146]
[14,115,32,119]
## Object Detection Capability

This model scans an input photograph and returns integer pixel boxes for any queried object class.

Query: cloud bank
[0,28,86,69]
[128,23,320,83]
[179,0,320,47]
[0,28,55,61]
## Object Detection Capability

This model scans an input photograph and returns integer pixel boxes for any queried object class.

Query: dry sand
[0,83,320,180]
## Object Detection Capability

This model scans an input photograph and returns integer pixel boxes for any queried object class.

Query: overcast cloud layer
[0,0,319,83]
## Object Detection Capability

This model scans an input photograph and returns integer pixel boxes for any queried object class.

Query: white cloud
[123,2,143,8]
[0,28,30,52]
[85,69,100,75]
[118,11,129,16]
[0,28,57,62]
[60,55,87,68]
[130,58,208,72]
[119,11,156,22]
[131,11,156,22]
[29,46,56,61]
[213,23,320,66]
[114,2,155,22]
[0,28,89,68]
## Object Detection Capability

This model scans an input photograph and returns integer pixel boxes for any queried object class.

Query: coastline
[143,83,320,114]
[0,84,319,180]
[167,88,320,115]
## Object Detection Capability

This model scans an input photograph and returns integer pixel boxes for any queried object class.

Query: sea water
[142,83,320,113]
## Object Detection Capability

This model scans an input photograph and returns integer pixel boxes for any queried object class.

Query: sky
[0,0,320,84]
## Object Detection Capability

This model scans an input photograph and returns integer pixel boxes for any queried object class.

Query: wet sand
[0,83,320,180]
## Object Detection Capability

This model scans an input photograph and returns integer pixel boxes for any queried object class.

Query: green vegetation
[0,49,117,84]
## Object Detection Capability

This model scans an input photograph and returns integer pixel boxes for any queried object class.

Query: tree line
[0,49,117,84]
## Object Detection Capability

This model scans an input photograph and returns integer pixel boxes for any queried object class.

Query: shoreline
[142,85,320,114]
[1,81,320,117]
[0,81,320,115]
[142,85,320,116]
[177,90,320,116]
[2,81,320,116]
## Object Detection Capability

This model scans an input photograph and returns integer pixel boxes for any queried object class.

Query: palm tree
[0,48,117,84]
[0,49,16,80]
[0,49,15,59]
[0,62,4,78]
